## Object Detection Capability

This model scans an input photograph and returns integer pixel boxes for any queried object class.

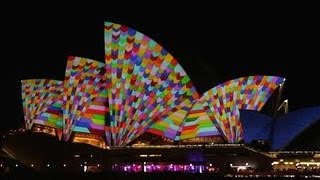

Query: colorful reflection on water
[112,162,219,173]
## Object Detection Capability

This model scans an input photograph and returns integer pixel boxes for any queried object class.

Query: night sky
[1,5,319,131]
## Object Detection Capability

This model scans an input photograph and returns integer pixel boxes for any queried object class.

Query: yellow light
[149,154,162,157]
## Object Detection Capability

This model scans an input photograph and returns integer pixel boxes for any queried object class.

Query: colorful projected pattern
[63,56,107,141]
[148,98,194,140]
[74,89,109,138]
[198,76,285,143]
[175,101,220,140]
[21,22,287,147]
[21,79,63,130]
[201,84,241,143]
[234,76,285,111]
[104,22,199,145]
[34,99,64,139]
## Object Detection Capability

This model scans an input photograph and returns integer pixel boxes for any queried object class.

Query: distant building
[20,22,319,151]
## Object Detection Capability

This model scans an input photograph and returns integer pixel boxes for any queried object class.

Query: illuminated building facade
[23,22,318,151]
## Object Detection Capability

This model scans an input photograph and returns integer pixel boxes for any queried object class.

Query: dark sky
[1,5,319,130]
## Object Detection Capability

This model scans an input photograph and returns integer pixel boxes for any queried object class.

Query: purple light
[111,162,216,173]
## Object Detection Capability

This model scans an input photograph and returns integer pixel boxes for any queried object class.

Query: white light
[63,164,67,167]
[90,154,93,158]
[300,162,320,166]
[209,163,212,167]
[47,164,50,167]
[230,163,233,167]
[97,164,100,167]
[30,164,34,167]
[139,154,148,157]
[74,154,80,158]
[84,161,87,165]
[15,164,19,167]
[143,162,147,172]
[245,163,249,166]
[0,164,3,167]
[80,164,83,167]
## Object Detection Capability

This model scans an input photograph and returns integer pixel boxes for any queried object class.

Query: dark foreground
[2,172,320,180]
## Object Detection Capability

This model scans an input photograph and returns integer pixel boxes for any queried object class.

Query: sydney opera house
[2,22,320,176]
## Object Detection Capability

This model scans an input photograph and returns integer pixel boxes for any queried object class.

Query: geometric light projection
[148,98,195,140]
[197,75,285,143]
[21,79,63,130]
[72,89,109,149]
[175,101,220,140]
[200,84,240,143]
[21,22,289,148]
[74,89,108,136]
[34,99,64,139]
[233,76,285,111]
[34,99,63,129]
[104,22,199,146]
[63,56,107,141]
